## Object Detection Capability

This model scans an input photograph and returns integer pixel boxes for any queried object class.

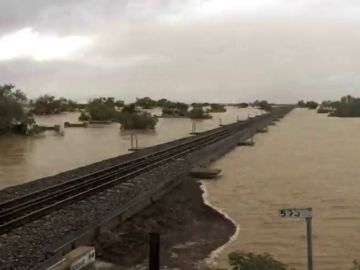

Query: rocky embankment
[95,178,236,270]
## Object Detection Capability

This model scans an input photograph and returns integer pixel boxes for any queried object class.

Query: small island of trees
[327,95,360,117]
[79,98,158,129]
[188,107,213,119]
[160,100,189,118]
[208,104,227,113]
[238,102,249,108]
[297,100,319,110]
[30,95,79,115]
[299,95,360,118]
[253,100,273,112]
[1,83,277,135]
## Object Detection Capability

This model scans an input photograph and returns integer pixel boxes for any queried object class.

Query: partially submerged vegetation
[254,100,273,112]
[208,104,227,113]
[204,251,360,270]
[1,84,276,133]
[238,102,249,108]
[299,95,360,117]
[203,251,288,270]
[31,95,78,115]
[188,107,213,119]
[328,95,360,117]
[161,100,189,117]
[297,100,319,110]
[116,104,158,129]
[0,84,36,135]
[80,99,158,129]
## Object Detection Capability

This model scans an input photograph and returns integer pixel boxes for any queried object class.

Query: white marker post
[279,208,313,270]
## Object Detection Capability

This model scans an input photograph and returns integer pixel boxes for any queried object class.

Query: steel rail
[0,121,239,214]
[0,120,245,234]
[0,107,293,234]
[0,120,241,212]
[0,127,231,221]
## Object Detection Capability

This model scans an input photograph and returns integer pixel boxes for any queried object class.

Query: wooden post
[192,121,196,133]
[149,232,160,270]
[130,133,134,148]
[135,134,138,148]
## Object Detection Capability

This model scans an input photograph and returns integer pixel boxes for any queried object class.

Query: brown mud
[95,178,235,270]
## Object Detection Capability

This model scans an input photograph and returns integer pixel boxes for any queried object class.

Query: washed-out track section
[0,106,294,270]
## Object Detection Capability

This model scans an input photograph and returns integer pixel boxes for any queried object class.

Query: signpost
[279,208,313,270]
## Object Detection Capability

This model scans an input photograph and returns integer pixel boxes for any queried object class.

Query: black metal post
[306,217,313,270]
[149,232,160,270]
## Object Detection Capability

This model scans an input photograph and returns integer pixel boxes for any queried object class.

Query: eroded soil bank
[95,178,235,270]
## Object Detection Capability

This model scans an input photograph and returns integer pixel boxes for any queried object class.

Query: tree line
[298,95,360,117]
[0,84,274,135]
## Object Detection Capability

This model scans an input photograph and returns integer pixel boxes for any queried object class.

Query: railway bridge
[0,105,294,269]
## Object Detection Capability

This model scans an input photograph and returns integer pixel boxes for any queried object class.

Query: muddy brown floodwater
[203,108,360,270]
[3,107,358,270]
[0,106,258,189]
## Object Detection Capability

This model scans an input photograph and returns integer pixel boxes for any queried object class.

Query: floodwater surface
[0,106,256,189]
[203,108,360,270]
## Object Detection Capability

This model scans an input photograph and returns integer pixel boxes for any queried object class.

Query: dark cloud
[1,0,360,102]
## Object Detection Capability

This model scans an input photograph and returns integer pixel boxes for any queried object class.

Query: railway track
[0,107,293,235]
[0,117,260,235]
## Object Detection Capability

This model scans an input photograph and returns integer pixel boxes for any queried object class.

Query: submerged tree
[116,109,158,129]
[32,95,78,114]
[297,100,318,110]
[330,95,360,117]
[86,98,117,121]
[203,251,288,270]
[305,101,319,110]
[0,84,32,135]
[297,100,307,108]
[228,252,288,270]
[209,103,227,112]
[135,97,157,109]
[161,101,189,117]
[238,102,249,108]
[188,107,212,119]
[256,100,273,112]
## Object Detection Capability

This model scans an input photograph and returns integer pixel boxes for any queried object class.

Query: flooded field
[0,106,257,189]
[2,107,359,270]
[203,108,360,270]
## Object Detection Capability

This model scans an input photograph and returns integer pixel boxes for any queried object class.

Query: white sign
[279,208,312,218]
[70,249,96,270]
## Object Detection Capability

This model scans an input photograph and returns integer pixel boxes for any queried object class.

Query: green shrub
[79,111,90,121]
[116,111,158,129]
[209,104,227,112]
[239,103,249,108]
[228,251,288,270]
[188,107,212,119]
[0,84,28,135]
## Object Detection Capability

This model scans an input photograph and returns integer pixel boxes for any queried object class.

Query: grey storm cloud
[1,0,360,103]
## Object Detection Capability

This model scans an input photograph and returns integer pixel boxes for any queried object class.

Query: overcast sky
[0,0,360,103]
